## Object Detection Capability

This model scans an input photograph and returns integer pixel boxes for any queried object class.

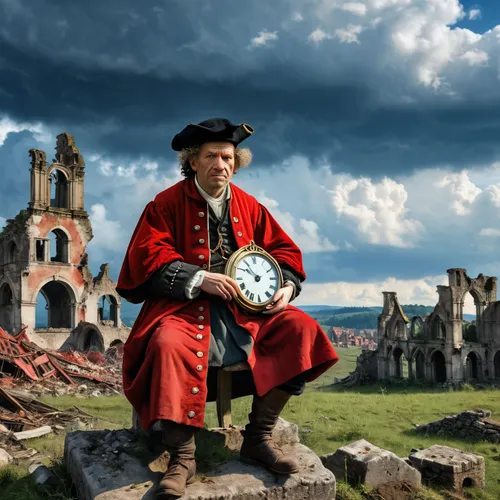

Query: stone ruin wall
[374,268,500,385]
[416,409,500,443]
[0,133,130,353]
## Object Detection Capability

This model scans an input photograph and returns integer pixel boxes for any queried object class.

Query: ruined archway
[494,351,500,379]
[394,320,406,340]
[411,317,424,339]
[35,281,74,329]
[414,349,425,380]
[431,350,447,383]
[431,316,446,340]
[0,283,14,333]
[392,347,408,378]
[49,169,69,209]
[7,241,17,263]
[98,295,118,327]
[465,352,481,381]
[49,228,70,263]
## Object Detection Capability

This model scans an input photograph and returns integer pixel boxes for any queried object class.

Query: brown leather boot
[240,388,300,474]
[155,420,196,498]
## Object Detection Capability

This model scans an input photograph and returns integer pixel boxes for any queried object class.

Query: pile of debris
[0,327,123,397]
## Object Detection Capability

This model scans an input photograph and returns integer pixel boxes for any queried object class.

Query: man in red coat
[116,118,339,498]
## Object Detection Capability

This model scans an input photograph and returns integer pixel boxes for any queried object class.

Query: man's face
[190,141,235,197]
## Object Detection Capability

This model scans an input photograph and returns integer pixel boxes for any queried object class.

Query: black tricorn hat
[171,118,254,151]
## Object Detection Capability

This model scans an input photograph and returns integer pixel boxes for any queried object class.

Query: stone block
[321,439,421,499]
[0,448,13,468]
[64,427,335,500]
[408,445,485,494]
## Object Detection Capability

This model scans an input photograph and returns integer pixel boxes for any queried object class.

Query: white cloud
[329,176,423,247]
[249,30,278,48]
[308,28,334,43]
[292,12,303,22]
[436,171,481,215]
[335,24,364,43]
[460,49,488,66]
[469,8,481,20]
[257,194,338,253]
[88,204,126,252]
[0,115,52,147]
[0,217,6,230]
[297,274,451,309]
[479,228,500,238]
[342,2,367,16]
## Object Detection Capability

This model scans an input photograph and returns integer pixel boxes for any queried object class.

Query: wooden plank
[216,370,233,428]
[13,425,53,440]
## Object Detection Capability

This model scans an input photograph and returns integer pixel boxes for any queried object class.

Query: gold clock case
[224,240,284,313]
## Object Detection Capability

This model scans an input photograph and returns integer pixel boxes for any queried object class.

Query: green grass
[2,347,500,499]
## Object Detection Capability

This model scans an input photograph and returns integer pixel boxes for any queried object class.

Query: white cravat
[194,174,231,220]
[185,176,232,298]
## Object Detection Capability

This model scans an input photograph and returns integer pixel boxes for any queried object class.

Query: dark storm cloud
[0,0,499,178]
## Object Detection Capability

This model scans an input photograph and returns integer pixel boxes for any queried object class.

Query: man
[116,118,339,498]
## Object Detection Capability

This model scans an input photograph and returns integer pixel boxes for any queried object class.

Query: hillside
[119,301,475,330]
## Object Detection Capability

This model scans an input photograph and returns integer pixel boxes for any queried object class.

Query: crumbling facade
[377,268,500,383]
[0,133,130,351]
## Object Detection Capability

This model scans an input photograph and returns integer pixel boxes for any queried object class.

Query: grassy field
[2,347,500,499]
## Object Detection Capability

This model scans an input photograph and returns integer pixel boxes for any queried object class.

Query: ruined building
[377,268,500,384]
[0,133,130,351]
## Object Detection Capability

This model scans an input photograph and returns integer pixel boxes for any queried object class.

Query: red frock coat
[117,176,339,430]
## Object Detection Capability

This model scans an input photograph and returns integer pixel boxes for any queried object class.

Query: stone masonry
[320,439,421,500]
[376,268,500,384]
[416,409,500,443]
[408,445,485,494]
[64,419,336,500]
[0,133,129,352]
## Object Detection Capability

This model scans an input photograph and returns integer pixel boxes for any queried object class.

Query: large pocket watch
[224,240,283,313]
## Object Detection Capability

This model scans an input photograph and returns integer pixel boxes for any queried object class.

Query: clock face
[234,253,280,305]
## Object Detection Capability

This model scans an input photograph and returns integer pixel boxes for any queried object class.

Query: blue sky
[1,0,500,313]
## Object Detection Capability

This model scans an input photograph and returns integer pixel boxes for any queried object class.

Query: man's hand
[263,285,294,315]
[200,272,239,301]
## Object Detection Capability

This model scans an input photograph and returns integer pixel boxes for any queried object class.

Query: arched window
[7,241,17,263]
[36,281,74,329]
[0,283,14,333]
[49,169,69,209]
[49,229,69,263]
[98,295,118,327]
[431,316,446,340]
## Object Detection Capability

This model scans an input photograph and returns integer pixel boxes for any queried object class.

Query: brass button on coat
[196,334,203,340]
[237,231,243,237]
[198,306,204,312]
[188,411,195,418]
[191,387,199,394]
[198,238,205,244]
[198,254,205,260]
[198,316,204,321]
[194,225,200,231]
[233,216,239,222]
[196,365,203,371]
[202,264,208,269]
[198,325,204,330]
[198,211,205,217]
[196,351,203,358]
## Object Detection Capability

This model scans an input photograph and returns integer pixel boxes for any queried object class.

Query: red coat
[117,177,339,429]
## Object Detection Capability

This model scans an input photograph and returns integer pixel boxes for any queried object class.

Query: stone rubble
[416,409,500,443]
[408,445,485,494]
[320,439,421,500]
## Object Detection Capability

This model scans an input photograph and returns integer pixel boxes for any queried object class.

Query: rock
[90,390,102,398]
[321,439,421,499]
[0,424,10,433]
[0,448,13,468]
[64,426,335,500]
